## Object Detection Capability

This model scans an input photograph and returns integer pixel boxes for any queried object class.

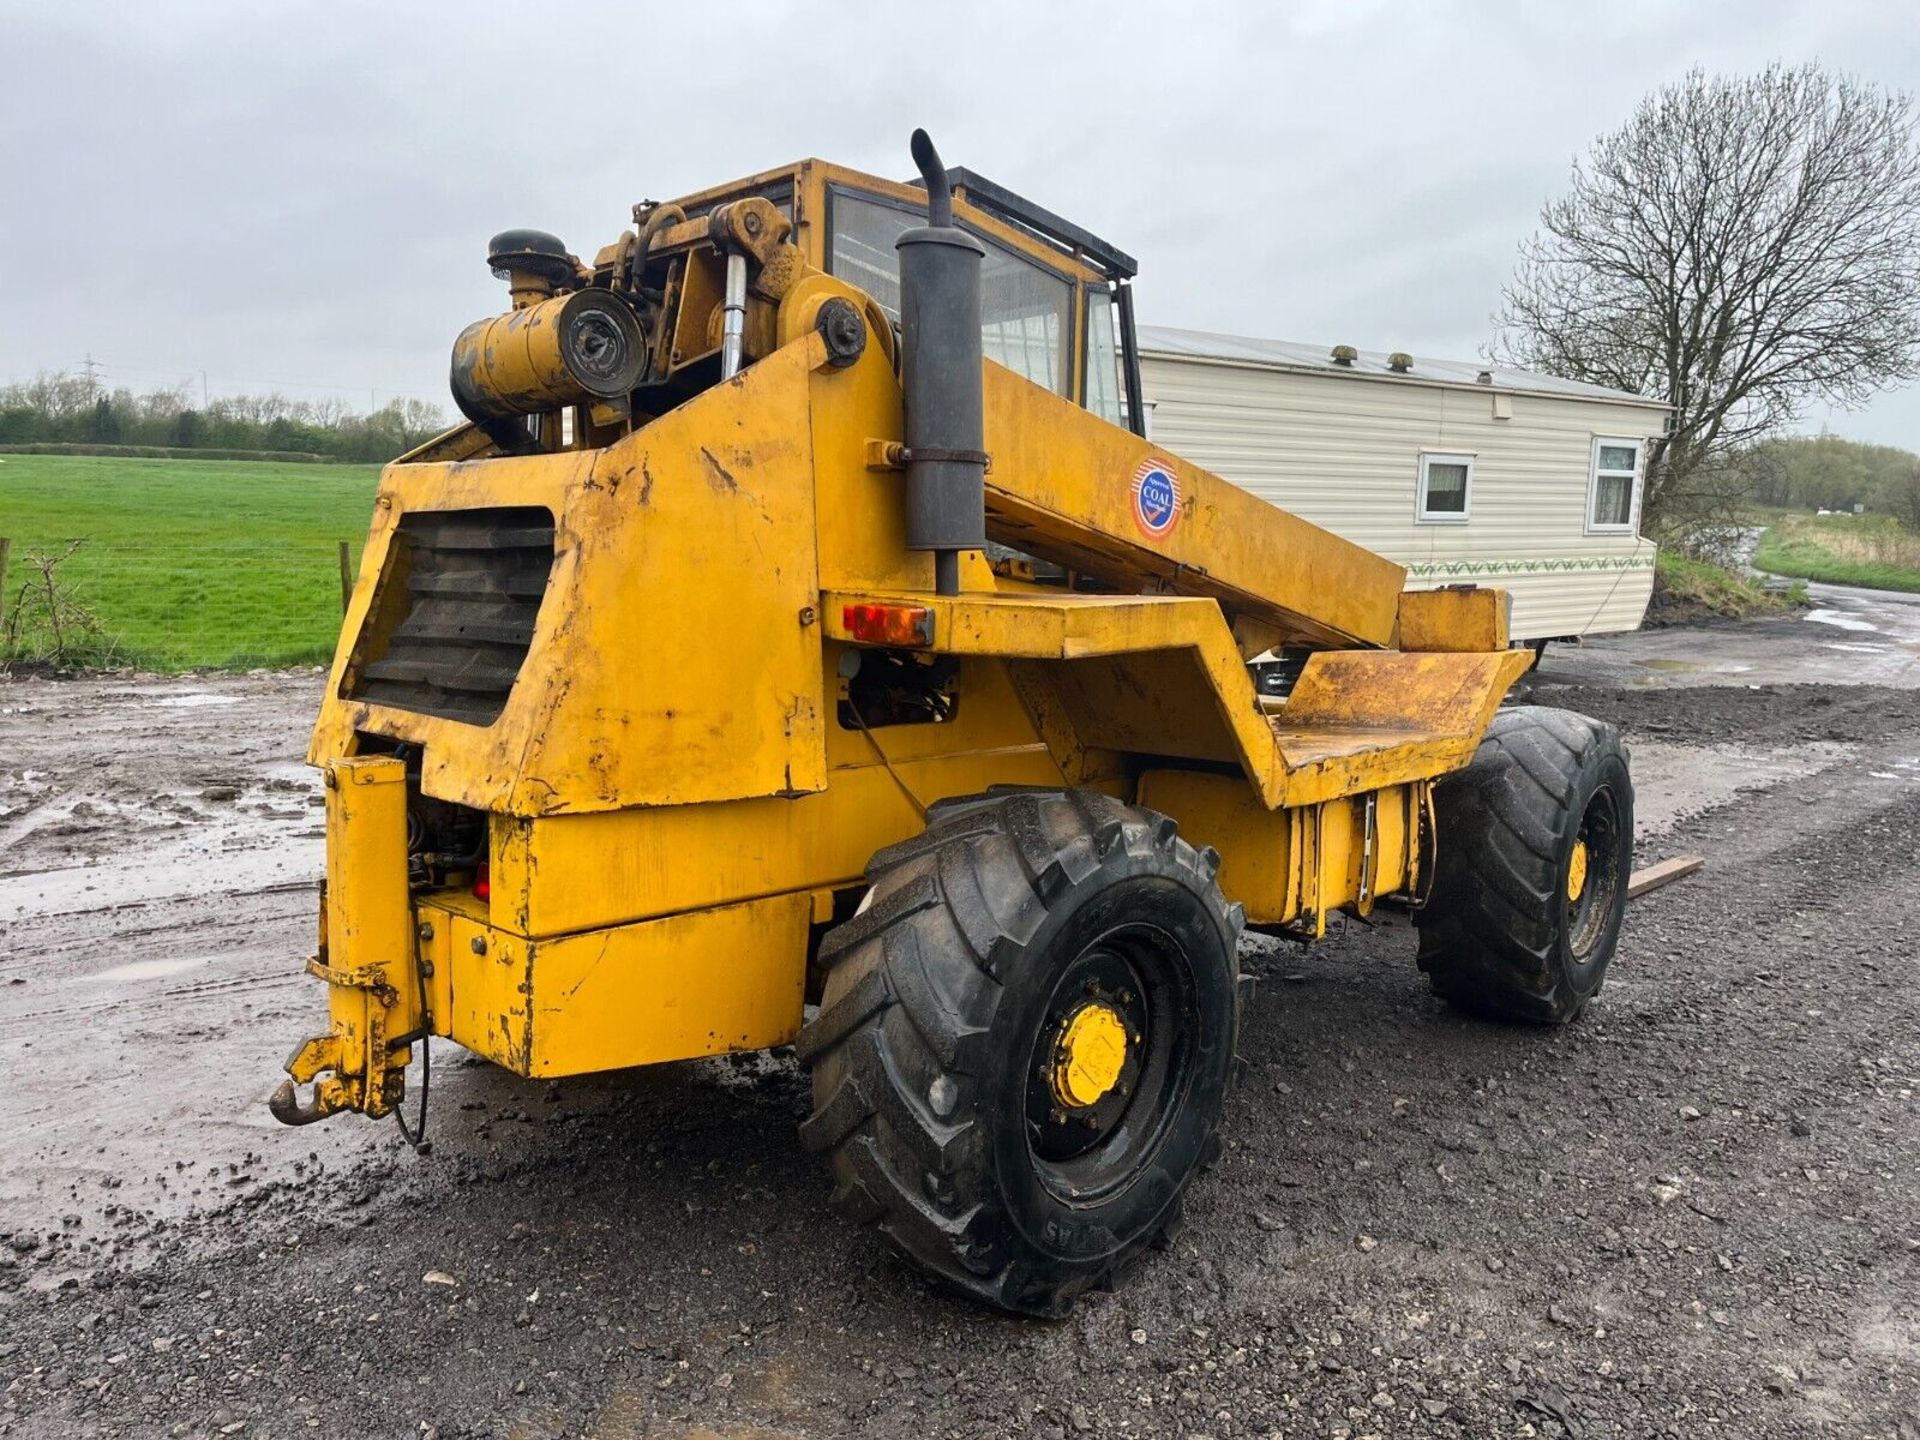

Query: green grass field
[1753,514,1920,595]
[1,454,380,668]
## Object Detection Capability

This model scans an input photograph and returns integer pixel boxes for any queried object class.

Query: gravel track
[2,635,1917,1439]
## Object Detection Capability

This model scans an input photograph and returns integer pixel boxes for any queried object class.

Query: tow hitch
[269,755,421,1125]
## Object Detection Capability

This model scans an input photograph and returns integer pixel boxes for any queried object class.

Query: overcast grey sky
[2,0,1916,447]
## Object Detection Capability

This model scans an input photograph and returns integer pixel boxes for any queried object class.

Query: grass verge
[1652,551,1805,622]
[1,453,378,669]
[1752,514,1920,594]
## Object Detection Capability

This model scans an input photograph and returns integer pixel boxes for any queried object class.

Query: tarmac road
[2,603,1918,1439]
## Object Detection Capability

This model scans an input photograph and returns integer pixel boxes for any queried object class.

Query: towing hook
[268,1077,330,1126]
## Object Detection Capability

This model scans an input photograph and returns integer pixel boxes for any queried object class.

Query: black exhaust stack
[896,129,986,597]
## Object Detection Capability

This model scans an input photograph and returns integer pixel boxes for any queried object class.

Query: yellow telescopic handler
[270,132,1633,1316]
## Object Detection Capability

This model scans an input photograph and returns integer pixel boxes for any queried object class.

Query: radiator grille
[351,507,555,726]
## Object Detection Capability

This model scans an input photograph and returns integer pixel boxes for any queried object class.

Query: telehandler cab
[272,132,1633,1316]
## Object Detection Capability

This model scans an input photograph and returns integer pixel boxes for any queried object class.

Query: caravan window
[827,188,1074,396]
[1416,453,1474,522]
[1588,440,1640,532]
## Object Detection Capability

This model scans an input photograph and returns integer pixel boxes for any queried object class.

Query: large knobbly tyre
[1416,706,1633,1024]
[797,789,1243,1317]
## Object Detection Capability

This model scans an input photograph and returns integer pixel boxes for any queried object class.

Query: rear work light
[842,603,935,648]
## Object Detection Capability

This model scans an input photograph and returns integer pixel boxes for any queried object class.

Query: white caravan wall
[1140,350,1668,641]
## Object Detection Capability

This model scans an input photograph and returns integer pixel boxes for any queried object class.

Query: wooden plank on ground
[1628,855,1704,900]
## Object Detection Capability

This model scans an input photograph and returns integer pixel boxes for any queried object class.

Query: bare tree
[211,391,299,427]
[17,370,94,420]
[1494,64,1920,531]
[396,396,446,446]
[134,380,195,423]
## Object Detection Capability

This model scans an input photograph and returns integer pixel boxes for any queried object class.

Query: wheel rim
[1023,923,1197,1206]
[1567,785,1623,963]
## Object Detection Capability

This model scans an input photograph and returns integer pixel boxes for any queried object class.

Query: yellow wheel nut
[1567,838,1590,903]
[1051,1003,1129,1109]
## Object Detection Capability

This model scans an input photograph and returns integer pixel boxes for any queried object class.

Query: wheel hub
[1050,1002,1130,1109]
[1567,839,1590,902]
[1026,950,1157,1170]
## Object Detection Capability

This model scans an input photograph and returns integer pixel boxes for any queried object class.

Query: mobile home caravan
[1138,328,1670,644]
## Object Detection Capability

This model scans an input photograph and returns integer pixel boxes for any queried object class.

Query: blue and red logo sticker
[1130,457,1182,540]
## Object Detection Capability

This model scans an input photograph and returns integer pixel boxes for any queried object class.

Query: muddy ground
[2,595,1918,1440]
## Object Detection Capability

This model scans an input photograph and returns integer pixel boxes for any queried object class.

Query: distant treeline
[1730,434,1920,527]
[0,372,447,464]
[0,442,339,462]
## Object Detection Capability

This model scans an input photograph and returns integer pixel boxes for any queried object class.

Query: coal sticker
[1130,457,1182,539]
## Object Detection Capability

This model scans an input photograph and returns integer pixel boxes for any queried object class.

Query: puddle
[1822,641,1888,654]
[90,955,209,984]
[1805,609,1878,633]
[1637,657,1752,676]
[151,694,245,709]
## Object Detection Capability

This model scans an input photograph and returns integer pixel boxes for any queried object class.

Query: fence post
[0,537,10,636]
[338,540,353,615]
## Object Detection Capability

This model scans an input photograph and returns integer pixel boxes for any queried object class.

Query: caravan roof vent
[1386,352,1413,373]
[1329,344,1357,366]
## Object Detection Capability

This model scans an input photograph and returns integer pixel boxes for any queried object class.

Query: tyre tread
[1415,706,1631,1024]
[799,788,1241,1316]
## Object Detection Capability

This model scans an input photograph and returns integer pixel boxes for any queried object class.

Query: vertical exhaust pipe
[896,129,986,597]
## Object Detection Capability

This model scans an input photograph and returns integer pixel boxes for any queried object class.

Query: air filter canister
[450,290,647,422]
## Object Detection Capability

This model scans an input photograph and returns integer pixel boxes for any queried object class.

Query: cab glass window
[828,191,911,314]
[828,189,1074,396]
[1084,287,1123,425]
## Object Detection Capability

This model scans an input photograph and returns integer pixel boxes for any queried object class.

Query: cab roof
[927,168,1138,281]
